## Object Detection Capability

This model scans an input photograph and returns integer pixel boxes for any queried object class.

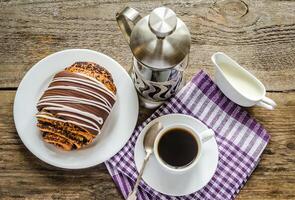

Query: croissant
[36,62,117,150]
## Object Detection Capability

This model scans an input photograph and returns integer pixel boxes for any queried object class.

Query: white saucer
[134,114,219,196]
[14,49,139,169]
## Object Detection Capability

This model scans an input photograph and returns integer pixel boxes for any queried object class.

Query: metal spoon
[127,121,163,200]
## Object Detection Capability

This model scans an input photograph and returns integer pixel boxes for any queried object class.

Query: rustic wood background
[0,0,294,199]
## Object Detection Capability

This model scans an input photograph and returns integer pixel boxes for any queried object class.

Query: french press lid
[129,7,191,70]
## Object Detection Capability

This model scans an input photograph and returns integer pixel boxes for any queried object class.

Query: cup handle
[256,96,277,110]
[200,129,215,143]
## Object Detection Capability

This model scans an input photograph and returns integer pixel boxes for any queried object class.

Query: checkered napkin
[105,71,270,200]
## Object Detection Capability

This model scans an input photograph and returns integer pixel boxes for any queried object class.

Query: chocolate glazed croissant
[36,62,117,150]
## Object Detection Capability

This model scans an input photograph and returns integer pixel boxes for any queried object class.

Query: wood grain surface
[0,0,294,199]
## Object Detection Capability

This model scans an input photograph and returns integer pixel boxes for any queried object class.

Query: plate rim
[13,48,139,169]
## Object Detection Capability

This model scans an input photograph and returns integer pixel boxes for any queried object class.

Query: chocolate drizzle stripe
[45,86,112,108]
[74,73,116,99]
[38,102,103,124]
[39,96,111,113]
[52,76,116,100]
[57,113,99,132]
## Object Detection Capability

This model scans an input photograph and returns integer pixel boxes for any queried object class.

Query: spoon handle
[127,151,152,200]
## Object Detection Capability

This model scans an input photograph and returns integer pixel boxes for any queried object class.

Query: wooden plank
[0,90,295,199]
[0,0,294,90]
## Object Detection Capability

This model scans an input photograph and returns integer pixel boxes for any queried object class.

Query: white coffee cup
[153,124,214,174]
[211,52,277,110]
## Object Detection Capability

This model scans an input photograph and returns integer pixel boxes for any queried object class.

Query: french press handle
[116,7,142,44]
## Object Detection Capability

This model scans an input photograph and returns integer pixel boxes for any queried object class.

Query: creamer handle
[261,96,277,107]
[256,96,277,110]
[116,7,142,44]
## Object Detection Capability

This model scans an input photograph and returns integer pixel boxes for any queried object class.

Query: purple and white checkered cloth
[105,71,270,200]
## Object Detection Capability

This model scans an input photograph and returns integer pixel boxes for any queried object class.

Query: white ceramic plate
[134,114,219,196]
[14,49,139,169]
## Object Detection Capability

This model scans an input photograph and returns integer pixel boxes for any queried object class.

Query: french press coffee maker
[116,6,191,108]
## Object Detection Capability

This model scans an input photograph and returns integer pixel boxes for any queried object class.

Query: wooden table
[0,0,294,199]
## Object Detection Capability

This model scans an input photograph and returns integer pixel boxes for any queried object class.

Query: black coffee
[158,128,198,168]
